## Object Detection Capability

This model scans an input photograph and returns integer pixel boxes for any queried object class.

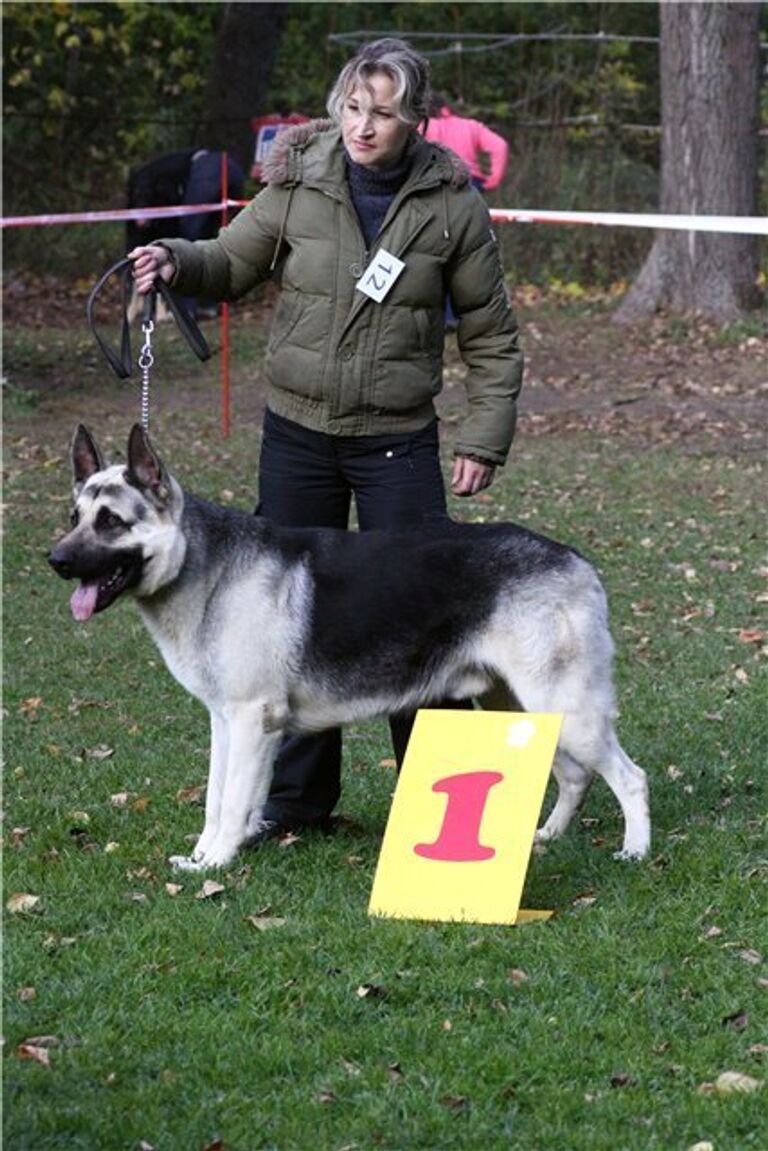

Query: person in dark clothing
[130,39,523,843]
[127,150,244,317]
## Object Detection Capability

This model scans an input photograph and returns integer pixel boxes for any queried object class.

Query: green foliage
[3,2,220,213]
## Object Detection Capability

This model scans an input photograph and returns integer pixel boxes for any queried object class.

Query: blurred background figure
[126,149,244,320]
[423,95,509,193]
[423,97,509,328]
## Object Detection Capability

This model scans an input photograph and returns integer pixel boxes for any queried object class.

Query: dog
[49,424,650,871]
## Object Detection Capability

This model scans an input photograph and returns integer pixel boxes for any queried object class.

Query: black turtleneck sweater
[345,149,413,250]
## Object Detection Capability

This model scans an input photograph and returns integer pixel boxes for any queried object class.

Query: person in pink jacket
[423,96,509,192]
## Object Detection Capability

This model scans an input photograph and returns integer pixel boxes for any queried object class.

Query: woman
[130,37,523,842]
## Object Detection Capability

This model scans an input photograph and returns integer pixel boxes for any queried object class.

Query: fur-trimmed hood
[261,116,471,190]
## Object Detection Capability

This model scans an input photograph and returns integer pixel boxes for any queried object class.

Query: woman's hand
[451,456,496,497]
[128,244,174,295]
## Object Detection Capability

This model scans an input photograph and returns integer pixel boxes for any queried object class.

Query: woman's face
[341,71,412,169]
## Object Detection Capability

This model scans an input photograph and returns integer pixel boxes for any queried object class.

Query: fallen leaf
[110,792,133,807]
[6,893,41,914]
[22,1035,59,1048]
[687,1143,714,1151]
[20,696,43,717]
[176,784,206,805]
[379,758,397,770]
[722,1010,749,1031]
[202,1141,225,1151]
[10,826,31,847]
[315,1089,336,1104]
[737,948,762,966]
[245,915,286,931]
[572,893,597,909]
[196,880,225,900]
[387,1062,404,1082]
[86,744,114,760]
[748,1044,768,1059]
[42,933,77,952]
[738,628,767,644]
[355,983,387,1000]
[699,1070,762,1095]
[440,1094,469,1112]
[508,968,529,986]
[18,987,36,1002]
[165,883,184,896]
[714,1070,762,1094]
[15,1044,50,1067]
[610,1072,636,1088]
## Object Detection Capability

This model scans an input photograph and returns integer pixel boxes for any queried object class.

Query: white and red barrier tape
[0,201,247,229]
[2,201,766,235]
[490,208,768,235]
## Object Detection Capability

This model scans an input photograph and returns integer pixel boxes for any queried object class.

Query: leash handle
[86,256,211,382]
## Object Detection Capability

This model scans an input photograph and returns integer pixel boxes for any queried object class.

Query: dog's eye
[95,508,126,532]
[69,508,80,528]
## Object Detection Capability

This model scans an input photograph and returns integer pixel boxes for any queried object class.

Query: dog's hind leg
[557,716,650,859]
[535,749,594,846]
[595,737,650,860]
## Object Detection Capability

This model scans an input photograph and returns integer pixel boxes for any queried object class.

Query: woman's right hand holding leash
[128,244,174,295]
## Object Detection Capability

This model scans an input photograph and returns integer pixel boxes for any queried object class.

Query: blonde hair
[327,38,432,128]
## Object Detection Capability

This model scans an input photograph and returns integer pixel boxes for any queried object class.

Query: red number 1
[414,771,504,862]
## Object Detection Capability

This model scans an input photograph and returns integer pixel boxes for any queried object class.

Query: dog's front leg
[193,709,229,861]
[184,701,282,870]
[169,709,229,870]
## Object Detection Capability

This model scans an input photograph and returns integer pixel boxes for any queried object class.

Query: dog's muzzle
[48,541,144,621]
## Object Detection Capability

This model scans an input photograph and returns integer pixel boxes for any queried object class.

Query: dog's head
[49,424,185,621]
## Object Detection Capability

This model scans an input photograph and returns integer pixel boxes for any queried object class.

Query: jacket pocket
[267,292,302,355]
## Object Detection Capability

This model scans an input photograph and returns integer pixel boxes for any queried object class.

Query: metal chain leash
[137,294,156,430]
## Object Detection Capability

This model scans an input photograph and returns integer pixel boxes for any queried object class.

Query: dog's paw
[613,846,648,862]
[169,854,209,872]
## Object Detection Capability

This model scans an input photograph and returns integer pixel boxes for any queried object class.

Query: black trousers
[257,408,470,826]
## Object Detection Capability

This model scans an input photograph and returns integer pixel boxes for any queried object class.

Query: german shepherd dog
[49,425,650,871]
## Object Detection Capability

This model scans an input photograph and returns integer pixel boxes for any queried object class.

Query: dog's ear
[126,423,171,503]
[72,424,105,491]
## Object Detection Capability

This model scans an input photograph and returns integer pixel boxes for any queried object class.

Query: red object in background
[251,113,310,181]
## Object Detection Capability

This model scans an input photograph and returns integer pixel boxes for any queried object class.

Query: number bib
[355,249,406,303]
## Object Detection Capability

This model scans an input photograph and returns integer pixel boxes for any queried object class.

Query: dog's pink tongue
[71,582,98,622]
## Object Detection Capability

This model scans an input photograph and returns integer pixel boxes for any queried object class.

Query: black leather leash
[87,257,211,425]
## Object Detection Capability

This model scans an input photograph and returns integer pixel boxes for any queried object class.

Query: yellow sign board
[368,710,561,925]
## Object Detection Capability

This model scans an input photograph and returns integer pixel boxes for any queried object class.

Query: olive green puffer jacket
[162,121,523,465]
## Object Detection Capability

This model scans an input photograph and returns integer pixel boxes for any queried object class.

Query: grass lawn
[3,314,767,1150]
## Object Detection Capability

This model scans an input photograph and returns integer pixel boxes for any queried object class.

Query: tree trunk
[615,2,763,323]
[195,2,288,171]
